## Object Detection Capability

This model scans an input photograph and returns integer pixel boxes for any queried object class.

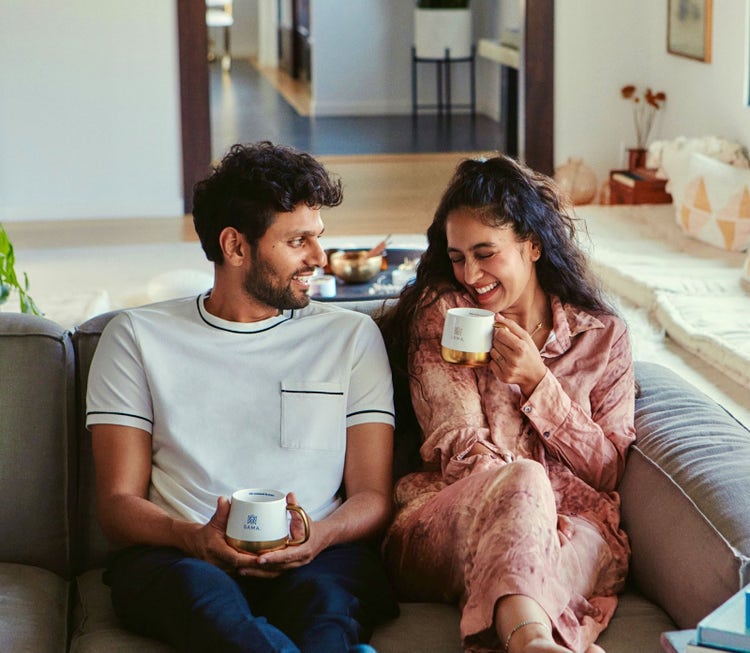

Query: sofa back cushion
[72,310,121,571]
[0,313,75,577]
[621,361,750,629]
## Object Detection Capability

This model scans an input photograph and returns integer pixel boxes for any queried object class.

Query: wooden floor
[251,57,312,116]
[209,58,505,160]
[321,152,477,237]
[5,152,479,249]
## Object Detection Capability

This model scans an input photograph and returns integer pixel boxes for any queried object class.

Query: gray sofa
[2,302,750,653]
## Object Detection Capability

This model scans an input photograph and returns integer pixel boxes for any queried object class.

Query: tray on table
[317,248,424,301]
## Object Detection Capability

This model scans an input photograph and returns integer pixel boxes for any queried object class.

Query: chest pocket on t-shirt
[280,381,347,452]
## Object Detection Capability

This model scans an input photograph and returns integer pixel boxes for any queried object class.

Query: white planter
[414,8,472,59]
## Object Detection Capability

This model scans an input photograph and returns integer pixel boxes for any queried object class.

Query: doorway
[278,0,311,83]
[176,0,554,214]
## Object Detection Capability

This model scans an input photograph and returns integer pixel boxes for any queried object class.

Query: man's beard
[243,254,311,310]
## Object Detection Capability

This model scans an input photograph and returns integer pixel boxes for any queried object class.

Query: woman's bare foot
[495,595,605,653]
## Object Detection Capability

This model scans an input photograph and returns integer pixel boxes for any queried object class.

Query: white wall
[2,0,748,222]
[310,1,413,115]
[0,0,183,222]
[554,0,750,184]
[309,0,497,117]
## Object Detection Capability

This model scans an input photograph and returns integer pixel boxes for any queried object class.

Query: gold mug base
[441,346,490,367]
[226,536,287,554]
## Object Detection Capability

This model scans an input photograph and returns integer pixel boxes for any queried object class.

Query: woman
[378,155,635,653]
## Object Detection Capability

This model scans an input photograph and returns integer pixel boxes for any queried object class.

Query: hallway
[209,59,507,160]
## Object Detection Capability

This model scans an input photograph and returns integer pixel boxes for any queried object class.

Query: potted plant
[414,0,472,60]
[0,224,41,315]
[620,84,667,169]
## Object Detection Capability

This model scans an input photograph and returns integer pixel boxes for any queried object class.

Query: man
[87,142,398,653]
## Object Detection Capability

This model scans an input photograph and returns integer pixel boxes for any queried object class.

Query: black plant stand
[411,45,476,117]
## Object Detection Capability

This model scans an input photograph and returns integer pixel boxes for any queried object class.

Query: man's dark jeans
[104,542,398,653]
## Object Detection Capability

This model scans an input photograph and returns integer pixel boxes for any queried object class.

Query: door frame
[522,0,554,176]
[177,0,212,214]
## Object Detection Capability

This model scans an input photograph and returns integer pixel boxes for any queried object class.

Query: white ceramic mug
[225,488,310,554]
[440,307,496,366]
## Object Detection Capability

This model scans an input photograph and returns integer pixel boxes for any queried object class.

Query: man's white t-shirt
[86,294,395,523]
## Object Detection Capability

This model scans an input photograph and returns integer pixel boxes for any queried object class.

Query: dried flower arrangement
[620,85,667,149]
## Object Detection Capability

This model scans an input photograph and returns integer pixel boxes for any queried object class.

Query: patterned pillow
[647,136,750,206]
[678,153,750,252]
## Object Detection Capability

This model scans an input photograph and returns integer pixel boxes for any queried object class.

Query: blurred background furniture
[411,46,476,117]
[206,0,233,72]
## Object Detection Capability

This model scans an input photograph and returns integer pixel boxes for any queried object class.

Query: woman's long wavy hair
[377,154,613,466]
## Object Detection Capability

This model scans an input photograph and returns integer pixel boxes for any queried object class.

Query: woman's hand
[467,441,514,463]
[489,316,547,397]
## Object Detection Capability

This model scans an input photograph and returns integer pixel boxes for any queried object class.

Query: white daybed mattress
[577,204,749,392]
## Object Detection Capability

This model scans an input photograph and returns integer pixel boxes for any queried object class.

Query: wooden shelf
[477,38,519,69]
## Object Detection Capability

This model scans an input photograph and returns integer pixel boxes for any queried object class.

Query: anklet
[504,620,550,653]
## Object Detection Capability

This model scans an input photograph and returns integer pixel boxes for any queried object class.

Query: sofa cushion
[73,567,672,653]
[0,313,74,577]
[595,591,676,653]
[371,602,462,653]
[0,562,69,653]
[371,595,673,653]
[678,153,750,252]
[70,568,174,653]
[620,361,750,629]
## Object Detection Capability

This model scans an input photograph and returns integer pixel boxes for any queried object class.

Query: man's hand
[235,492,325,579]
[181,496,298,578]
[181,496,239,571]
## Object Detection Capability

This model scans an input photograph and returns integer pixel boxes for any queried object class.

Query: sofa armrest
[0,313,75,578]
[621,362,750,629]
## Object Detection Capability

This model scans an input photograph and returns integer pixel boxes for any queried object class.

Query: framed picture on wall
[667,0,712,62]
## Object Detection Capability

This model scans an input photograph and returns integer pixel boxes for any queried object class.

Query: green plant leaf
[0,223,41,315]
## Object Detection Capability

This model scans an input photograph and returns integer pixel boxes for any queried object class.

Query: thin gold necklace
[529,321,545,337]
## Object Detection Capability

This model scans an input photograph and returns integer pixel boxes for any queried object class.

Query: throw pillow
[678,152,750,252]
[648,136,750,207]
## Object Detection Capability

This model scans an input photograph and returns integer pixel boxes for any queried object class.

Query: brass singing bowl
[328,250,383,284]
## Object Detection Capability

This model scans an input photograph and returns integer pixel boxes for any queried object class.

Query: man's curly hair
[192,142,343,263]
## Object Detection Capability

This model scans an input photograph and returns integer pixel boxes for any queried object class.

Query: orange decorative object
[553,158,598,205]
